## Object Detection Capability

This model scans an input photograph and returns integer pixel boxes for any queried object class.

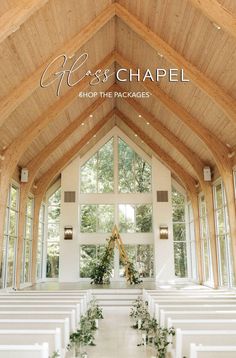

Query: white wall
[59,157,80,282]
[58,128,175,282]
[152,157,175,282]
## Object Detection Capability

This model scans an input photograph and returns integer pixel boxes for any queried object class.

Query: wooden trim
[0,3,115,127]
[189,0,236,40]
[189,192,203,284]
[115,4,236,125]
[0,0,49,45]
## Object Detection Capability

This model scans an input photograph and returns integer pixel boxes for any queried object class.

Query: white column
[152,156,175,282]
[59,157,80,282]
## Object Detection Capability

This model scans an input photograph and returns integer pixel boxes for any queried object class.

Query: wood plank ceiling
[0,0,235,192]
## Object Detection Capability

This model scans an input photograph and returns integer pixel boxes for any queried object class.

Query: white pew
[175,329,236,358]
[0,295,87,314]
[0,329,62,357]
[149,299,236,316]
[0,299,86,315]
[160,310,236,327]
[0,318,70,349]
[190,343,236,358]
[154,304,236,321]
[0,342,49,358]
[0,304,81,322]
[0,310,76,331]
[167,318,236,331]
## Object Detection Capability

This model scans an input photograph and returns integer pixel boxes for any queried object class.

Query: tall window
[37,204,45,280]
[214,181,234,286]
[2,184,19,288]
[22,197,34,283]
[187,203,197,281]
[79,134,153,279]
[46,188,61,278]
[199,195,212,283]
[172,188,188,278]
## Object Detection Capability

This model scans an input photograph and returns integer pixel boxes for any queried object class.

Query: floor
[83,307,155,358]
[25,280,204,291]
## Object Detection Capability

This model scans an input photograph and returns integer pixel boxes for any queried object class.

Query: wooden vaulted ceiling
[0,0,236,194]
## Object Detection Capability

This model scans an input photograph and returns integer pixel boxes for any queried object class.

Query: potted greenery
[130,297,149,329]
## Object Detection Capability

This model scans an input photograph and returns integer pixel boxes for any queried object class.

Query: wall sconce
[160,225,168,240]
[64,226,73,240]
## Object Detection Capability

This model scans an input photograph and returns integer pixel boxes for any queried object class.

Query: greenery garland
[67,297,103,356]
[90,231,142,285]
[130,297,175,358]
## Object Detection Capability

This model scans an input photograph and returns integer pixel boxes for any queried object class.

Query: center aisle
[86,307,154,358]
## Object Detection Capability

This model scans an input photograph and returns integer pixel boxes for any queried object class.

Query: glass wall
[172,188,188,278]
[213,181,234,286]
[46,188,61,278]
[79,135,153,279]
[21,197,34,283]
[37,204,45,280]
[199,195,212,283]
[2,184,20,288]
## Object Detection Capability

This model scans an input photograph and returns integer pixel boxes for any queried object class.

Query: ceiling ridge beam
[115,52,233,174]
[0,0,49,45]
[115,108,197,194]
[115,3,236,126]
[34,114,113,196]
[188,0,236,40]
[0,3,116,127]
[115,85,206,185]
[0,52,115,180]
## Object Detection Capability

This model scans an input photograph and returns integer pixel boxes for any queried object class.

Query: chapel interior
[0,1,236,357]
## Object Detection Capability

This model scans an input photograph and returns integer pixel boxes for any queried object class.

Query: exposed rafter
[0,0,49,45]
[189,0,236,40]
[115,3,236,125]
[115,52,232,173]
[0,52,115,178]
[0,3,115,127]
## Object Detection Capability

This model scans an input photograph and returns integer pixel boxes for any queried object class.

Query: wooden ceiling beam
[0,3,115,127]
[189,0,236,40]
[34,114,112,196]
[116,108,197,194]
[115,52,232,173]
[0,52,115,180]
[0,0,49,44]
[115,3,236,125]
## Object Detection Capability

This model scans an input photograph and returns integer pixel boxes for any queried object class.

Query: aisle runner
[86,308,153,358]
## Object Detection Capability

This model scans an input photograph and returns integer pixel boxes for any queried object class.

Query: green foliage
[49,351,60,358]
[130,297,175,357]
[87,297,104,320]
[125,261,142,285]
[89,234,142,285]
[90,238,115,284]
